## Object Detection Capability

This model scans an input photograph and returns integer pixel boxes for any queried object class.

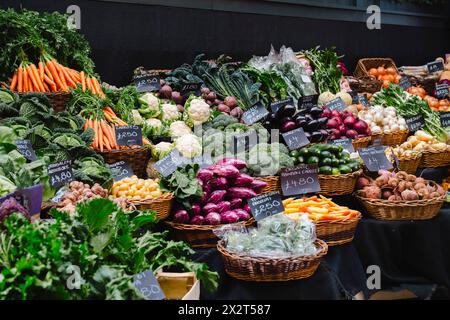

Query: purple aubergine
[203,202,218,214]
[233,173,254,187]
[280,121,297,133]
[205,212,221,225]
[229,198,243,209]
[208,190,227,203]
[227,187,257,199]
[220,211,240,224]
[216,201,231,213]
[190,215,205,225]
[212,164,240,178]
[250,179,268,191]
[234,209,251,221]
[215,158,247,170]
[174,210,190,223]
[197,168,214,182]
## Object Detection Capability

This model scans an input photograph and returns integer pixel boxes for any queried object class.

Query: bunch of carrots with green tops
[8,53,104,98]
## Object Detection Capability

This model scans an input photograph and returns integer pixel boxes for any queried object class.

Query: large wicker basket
[354,58,398,78]
[314,212,361,246]
[352,136,371,150]
[318,170,362,196]
[347,76,382,94]
[165,219,255,248]
[355,193,444,221]
[419,150,450,168]
[217,239,328,282]
[397,153,422,174]
[258,176,281,194]
[370,130,409,147]
[99,147,150,178]
[130,193,174,220]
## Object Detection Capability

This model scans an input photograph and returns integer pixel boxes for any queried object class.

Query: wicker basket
[258,176,281,193]
[397,153,422,174]
[352,136,371,150]
[401,74,440,96]
[165,219,255,248]
[419,150,450,168]
[318,170,362,196]
[347,76,383,94]
[370,130,409,147]
[314,212,361,246]
[17,92,70,112]
[217,239,328,282]
[130,193,174,220]
[99,147,150,178]
[354,58,398,78]
[355,193,445,221]
[146,160,160,179]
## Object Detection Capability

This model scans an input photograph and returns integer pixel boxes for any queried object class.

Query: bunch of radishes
[322,107,371,140]
[201,88,242,119]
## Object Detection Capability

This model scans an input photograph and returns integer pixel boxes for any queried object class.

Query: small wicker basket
[217,239,328,282]
[318,170,362,196]
[397,153,422,174]
[419,150,450,168]
[314,212,361,246]
[354,58,398,78]
[355,193,444,221]
[165,219,255,248]
[99,147,150,178]
[257,176,281,194]
[352,136,371,150]
[130,193,174,220]
[347,76,382,94]
[370,130,409,147]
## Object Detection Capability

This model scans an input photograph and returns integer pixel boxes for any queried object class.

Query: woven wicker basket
[419,150,450,168]
[314,212,361,246]
[99,147,150,178]
[130,193,174,220]
[354,58,398,78]
[347,76,382,94]
[318,170,362,196]
[405,75,440,96]
[258,176,281,193]
[165,219,255,248]
[17,92,70,112]
[146,160,160,179]
[370,130,409,147]
[352,136,371,150]
[355,193,444,221]
[397,153,422,174]
[217,239,328,282]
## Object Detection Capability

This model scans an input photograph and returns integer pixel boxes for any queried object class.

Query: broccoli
[206,113,238,130]
[247,143,293,177]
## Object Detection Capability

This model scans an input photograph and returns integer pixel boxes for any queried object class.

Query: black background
[1,0,449,87]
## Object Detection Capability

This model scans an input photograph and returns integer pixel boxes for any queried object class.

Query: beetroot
[229,198,243,209]
[234,209,251,221]
[171,91,183,104]
[174,210,190,223]
[224,96,238,109]
[160,85,172,99]
[220,211,240,224]
[190,215,205,225]
[233,173,254,187]
[218,104,230,113]
[216,201,231,213]
[205,212,221,225]
[230,107,243,118]
[207,92,217,101]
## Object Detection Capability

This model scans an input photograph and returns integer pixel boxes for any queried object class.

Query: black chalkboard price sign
[435,83,449,99]
[282,127,310,151]
[427,61,444,74]
[440,112,450,127]
[280,164,320,197]
[270,98,294,113]
[399,77,412,90]
[133,270,165,300]
[153,150,182,177]
[242,101,269,125]
[15,139,37,161]
[298,94,318,109]
[404,115,425,133]
[108,161,134,181]
[48,160,74,189]
[358,94,369,108]
[133,74,160,92]
[325,97,346,111]
[115,125,143,146]
[247,192,284,222]
[358,146,393,172]
[329,138,355,153]
[180,82,201,96]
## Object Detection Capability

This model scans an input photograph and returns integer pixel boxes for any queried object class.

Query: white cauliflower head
[138,93,160,117]
[152,141,174,160]
[174,134,202,158]
[183,96,211,126]
[169,120,192,138]
[161,103,181,121]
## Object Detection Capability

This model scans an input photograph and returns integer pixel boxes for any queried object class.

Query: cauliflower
[138,93,160,118]
[174,134,202,158]
[169,121,192,138]
[152,142,174,160]
[143,118,165,136]
[161,102,181,121]
[183,95,211,126]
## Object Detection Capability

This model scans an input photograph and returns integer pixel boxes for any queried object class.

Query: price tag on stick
[358,146,393,172]
[247,192,284,222]
[133,74,160,92]
[280,164,320,197]
[154,150,182,177]
[115,125,143,146]
[440,112,450,127]
[404,115,425,133]
[282,127,310,151]
[133,270,165,300]
[298,95,318,109]
[325,97,346,111]
[180,82,201,96]
[427,61,444,74]
[399,77,412,90]
[242,101,269,125]
[435,83,449,99]
[48,160,74,189]
[330,138,354,153]
[108,161,134,181]
[15,139,37,161]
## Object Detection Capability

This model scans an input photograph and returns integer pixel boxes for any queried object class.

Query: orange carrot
[44,64,54,81]
[92,77,103,97]
[46,60,64,90]
[57,66,68,91]
[103,135,112,151]
[27,65,41,92]
[10,71,18,91]
[17,67,23,92]
[28,76,33,92]
[98,124,104,152]
[23,68,29,92]
[30,64,45,92]
[60,65,76,88]
[86,77,93,93]
[80,71,86,92]
[43,82,50,92]
[38,61,44,81]
[44,74,56,87]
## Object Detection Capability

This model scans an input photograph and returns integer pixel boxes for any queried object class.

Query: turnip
[201,87,210,95]
[207,92,217,101]
[224,96,238,109]
[218,104,230,113]
[230,107,243,118]
[160,85,172,99]
[171,91,183,104]
[177,104,184,112]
